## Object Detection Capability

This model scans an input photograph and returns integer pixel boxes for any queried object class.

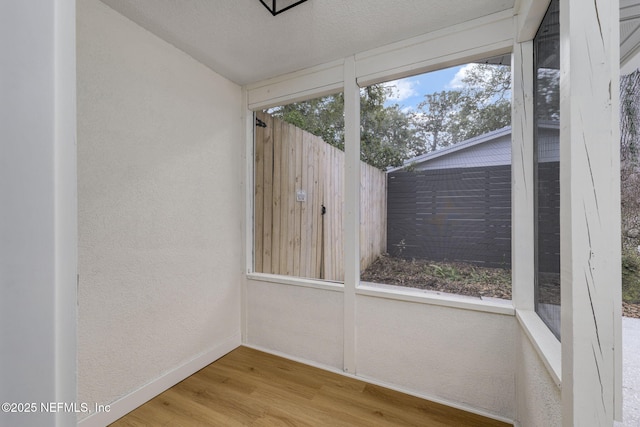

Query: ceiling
[99,0,514,85]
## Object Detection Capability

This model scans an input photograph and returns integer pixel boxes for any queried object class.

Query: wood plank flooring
[110,346,512,426]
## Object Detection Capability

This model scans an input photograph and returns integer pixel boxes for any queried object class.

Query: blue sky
[382,65,464,112]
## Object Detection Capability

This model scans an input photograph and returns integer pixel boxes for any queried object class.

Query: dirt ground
[624,302,640,318]
[361,254,640,318]
[361,254,512,299]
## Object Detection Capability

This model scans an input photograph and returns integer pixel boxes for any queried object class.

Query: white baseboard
[78,333,241,427]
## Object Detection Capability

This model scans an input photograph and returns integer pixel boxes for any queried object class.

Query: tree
[412,90,462,153]
[359,85,420,168]
[535,68,560,122]
[620,70,640,254]
[412,64,511,154]
[621,70,640,164]
[270,62,513,168]
[620,70,640,306]
[269,85,418,170]
[271,94,345,150]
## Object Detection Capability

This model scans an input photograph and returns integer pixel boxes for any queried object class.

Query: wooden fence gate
[254,111,386,281]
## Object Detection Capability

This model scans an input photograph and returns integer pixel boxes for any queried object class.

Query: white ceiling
[99,0,514,85]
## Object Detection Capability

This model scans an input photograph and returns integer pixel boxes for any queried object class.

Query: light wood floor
[110,346,512,426]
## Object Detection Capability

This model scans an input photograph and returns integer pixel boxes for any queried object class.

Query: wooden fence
[254,111,386,281]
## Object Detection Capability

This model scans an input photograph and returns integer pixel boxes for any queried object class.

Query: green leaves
[269,87,417,170]
[413,64,511,154]
[267,62,512,170]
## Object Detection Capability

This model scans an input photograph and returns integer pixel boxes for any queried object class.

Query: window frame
[533,0,561,340]
[244,1,623,418]
[243,4,564,384]
[245,11,516,308]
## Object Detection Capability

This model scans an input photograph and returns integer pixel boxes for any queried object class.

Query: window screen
[534,0,561,340]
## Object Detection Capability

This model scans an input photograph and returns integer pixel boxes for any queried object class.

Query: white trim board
[246,272,344,293]
[516,309,561,386]
[245,11,514,111]
[355,11,514,87]
[247,59,344,111]
[358,283,515,316]
[245,273,515,316]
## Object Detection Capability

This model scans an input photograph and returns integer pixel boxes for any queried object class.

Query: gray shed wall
[387,165,512,268]
[413,134,511,171]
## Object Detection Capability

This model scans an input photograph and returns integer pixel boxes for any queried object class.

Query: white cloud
[383,79,418,102]
[447,63,477,89]
[448,63,508,91]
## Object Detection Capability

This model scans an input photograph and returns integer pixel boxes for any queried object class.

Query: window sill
[246,272,344,292]
[358,281,515,315]
[245,272,516,315]
[516,309,562,387]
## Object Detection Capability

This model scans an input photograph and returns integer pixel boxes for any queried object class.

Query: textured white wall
[77,0,242,420]
[516,329,561,426]
[246,280,344,370]
[356,296,516,419]
[244,282,516,419]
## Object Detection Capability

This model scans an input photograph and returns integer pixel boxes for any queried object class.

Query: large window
[359,58,513,301]
[534,0,561,339]
[253,93,346,281]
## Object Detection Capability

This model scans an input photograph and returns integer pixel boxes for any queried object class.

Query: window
[533,0,561,339]
[359,58,513,301]
[253,93,345,281]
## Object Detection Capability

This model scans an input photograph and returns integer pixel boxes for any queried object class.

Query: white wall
[245,280,516,420]
[246,280,344,369]
[77,0,242,424]
[515,329,562,426]
[356,296,516,419]
[0,1,77,426]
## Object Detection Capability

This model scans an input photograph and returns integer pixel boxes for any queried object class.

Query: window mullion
[343,56,360,374]
[511,40,535,311]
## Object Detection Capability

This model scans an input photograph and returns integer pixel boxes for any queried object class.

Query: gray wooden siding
[536,161,560,274]
[387,165,512,268]
[413,134,511,171]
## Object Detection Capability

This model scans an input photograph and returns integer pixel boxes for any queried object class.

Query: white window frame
[243,3,623,420]
[244,11,516,320]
